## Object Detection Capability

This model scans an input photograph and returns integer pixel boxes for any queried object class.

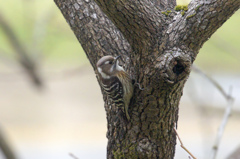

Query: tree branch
[0,128,17,159]
[211,87,234,159]
[169,0,240,51]
[0,12,43,87]
[192,65,235,159]
[69,153,79,159]
[192,65,231,100]
[153,0,176,10]
[54,0,239,158]
[54,0,130,70]
[174,127,197,159]
[93,0,165,51]
[227,146,240,159]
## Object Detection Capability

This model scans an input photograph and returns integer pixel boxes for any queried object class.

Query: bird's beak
[114,55,121,64]
[115,55,121,61]
[113,55,121,69]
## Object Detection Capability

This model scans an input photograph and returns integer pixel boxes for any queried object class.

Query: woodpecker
[96,55,133,121]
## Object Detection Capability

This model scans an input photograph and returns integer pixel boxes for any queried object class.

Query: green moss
[161,11,167,16]
[182,5,188,11]
[113,148,123,159]
[195,4,203,11]
[186,13,196,20]
[181,11,185,16]
[113,143,138,159]
[174,5,188,11]
[174,5,182,11]
[161,10,171,16]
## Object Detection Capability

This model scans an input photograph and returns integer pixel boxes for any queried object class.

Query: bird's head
[96,55,123,79]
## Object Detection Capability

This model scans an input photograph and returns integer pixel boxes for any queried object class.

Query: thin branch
[192,65,236,158]
[227,145,240,159]
[211,87,234,159]
[174,127,197,159]
[69,153,79,159]
[0,128,17,159]
[174,0,240,51]
[0,12,43,88]
[192,65,232,100]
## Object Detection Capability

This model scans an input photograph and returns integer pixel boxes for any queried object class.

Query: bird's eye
[109,61,113,65]
[104,61,110,65]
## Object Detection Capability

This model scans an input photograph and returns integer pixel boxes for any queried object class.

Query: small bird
[96,55,133,121]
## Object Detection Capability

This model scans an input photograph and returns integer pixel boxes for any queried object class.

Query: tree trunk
[54,0,240,158]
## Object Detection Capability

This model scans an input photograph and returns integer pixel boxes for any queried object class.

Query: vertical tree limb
[211,87,234,159]
[192,65,235,159]
[93,0,165,51]
[54,0,240,158]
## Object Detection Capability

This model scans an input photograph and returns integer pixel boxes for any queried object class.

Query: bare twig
[174,127,197,159]
[0,128,17,159]
[227,145,240,159]
[192,65,232,100]
[211,87,234,159]
[192,65,235,159]
[69,153,79,159]
[0,12,43,88]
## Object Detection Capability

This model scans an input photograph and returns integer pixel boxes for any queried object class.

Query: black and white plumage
[96,55,133,120]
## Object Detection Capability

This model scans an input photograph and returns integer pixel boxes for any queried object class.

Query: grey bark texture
[54,0,240,158]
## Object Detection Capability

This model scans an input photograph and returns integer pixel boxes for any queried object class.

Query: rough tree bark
[54,0,240,158]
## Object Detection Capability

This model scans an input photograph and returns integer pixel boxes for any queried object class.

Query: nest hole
[173,60,185,76]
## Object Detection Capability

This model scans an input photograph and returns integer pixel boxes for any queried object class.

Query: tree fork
[54,0,240,158]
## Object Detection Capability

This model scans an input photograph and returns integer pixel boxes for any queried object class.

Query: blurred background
[0,0,239,159]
